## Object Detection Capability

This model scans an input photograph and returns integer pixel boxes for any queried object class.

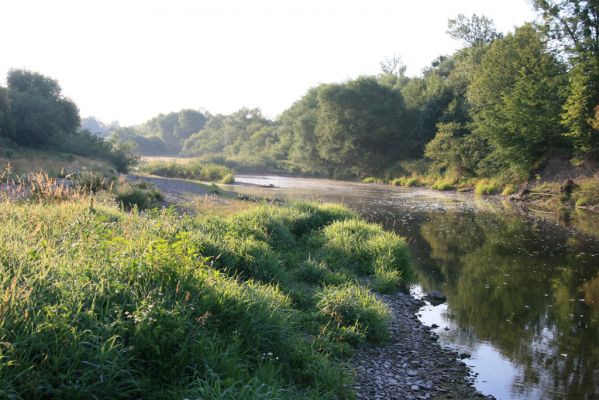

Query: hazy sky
[0,0,537,125]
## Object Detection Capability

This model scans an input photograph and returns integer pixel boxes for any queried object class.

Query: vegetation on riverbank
[137,158,234,183]
[0,191,412,398]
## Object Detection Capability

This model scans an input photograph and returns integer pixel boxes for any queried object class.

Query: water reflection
[232,175,599,400]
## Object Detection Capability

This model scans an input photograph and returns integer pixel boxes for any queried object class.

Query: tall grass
[138,159,234,183]
[0,198,412,398]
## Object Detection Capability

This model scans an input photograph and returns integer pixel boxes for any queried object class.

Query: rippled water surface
[233,175,599,400]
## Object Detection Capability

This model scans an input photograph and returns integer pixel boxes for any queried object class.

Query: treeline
[0,70,136,172]
[112,1,597,181]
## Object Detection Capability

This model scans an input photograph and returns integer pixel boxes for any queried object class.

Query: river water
[232,174,599,400]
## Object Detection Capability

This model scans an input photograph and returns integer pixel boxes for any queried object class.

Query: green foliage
[362,177,376,183]
[0,199,411,398]
[316,284,390,343]
[6,69,80,147]
[468,24,567,175]
[370,267,403,294]
[562,60,599,161]
[319,219,412,279]
[221,173,235,184]
[114,181,164,210]
[138,159,234,182]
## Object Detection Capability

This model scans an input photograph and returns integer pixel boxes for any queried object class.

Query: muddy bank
[352,292,491,400]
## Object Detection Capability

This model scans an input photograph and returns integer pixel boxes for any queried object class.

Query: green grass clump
[114,180,164,210]
[317,284,390,343]
[73,171,115,193]
[391,176,420,187]
[0,198,412,398]
[573,178,599,207]
[220,173,235,184]
[318,219,412,280]
[139,159,234,182]
[502,184,517,196]
[362,177,376,183]
[370,267,402,294]
[431,179,455,191]
[474,179,501,196]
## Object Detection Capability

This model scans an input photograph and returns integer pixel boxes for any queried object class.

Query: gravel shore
[352,292,494,400]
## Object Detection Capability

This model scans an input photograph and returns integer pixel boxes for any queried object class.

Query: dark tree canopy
[6,69,80,147]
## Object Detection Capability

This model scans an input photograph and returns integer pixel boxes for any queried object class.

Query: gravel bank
[352,292,493,400]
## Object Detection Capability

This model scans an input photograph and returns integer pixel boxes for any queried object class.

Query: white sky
[0,0,537,125]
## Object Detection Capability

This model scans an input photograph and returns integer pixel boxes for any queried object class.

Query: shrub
[392,176,420,187]
[474,179,501,196]
[317,284,390,343]
[362,177,376,183]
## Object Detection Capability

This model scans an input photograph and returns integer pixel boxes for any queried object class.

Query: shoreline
[353,291,491,400]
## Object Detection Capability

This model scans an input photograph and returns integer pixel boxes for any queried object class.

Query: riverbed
[231,174,599,400]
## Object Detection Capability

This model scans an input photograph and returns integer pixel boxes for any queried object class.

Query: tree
[6,69,80,147]
[468,24,567,176]
[532,0,599,160]
[0,86,14,140]
[447,14,502,46]
[314,77,411,174]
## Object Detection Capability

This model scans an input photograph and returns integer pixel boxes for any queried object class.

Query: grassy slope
[0,147,116,177]
[0,199,412,399]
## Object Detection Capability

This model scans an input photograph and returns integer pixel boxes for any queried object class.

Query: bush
[362,177,376,183]
[317,284,390,343]
[474,179,501,196]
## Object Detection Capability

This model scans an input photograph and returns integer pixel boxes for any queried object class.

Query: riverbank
[353,292,488,400]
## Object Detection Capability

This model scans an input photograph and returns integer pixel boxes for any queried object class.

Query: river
[232,174,599,400]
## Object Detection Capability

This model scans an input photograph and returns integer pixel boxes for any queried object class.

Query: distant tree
[447,14,502,46]
[0,86,14,140]
[314,77,411,174]
[81,116,117,137]
[532,0,599,160]
[140,109,207,153]
[468,24,567,175]
[6,69,80,147]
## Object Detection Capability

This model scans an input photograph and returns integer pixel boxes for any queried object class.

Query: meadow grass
[0,197,413,399]
[137,159,234,183]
